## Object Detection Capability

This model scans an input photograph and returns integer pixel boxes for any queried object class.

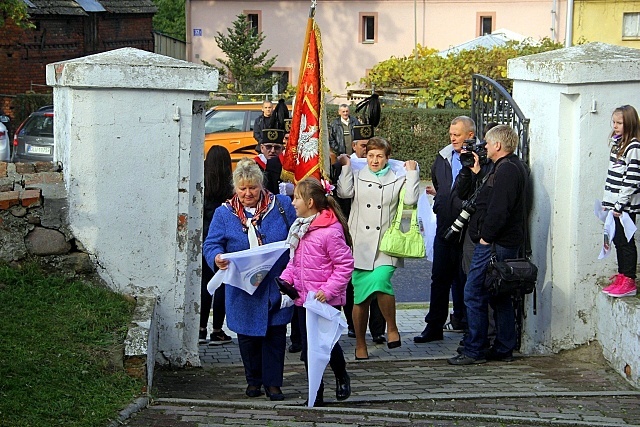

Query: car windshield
[205,110,244,134]
[22,115,54,138]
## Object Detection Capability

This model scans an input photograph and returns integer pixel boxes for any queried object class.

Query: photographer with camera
[448,125,527,365]
[414,116,475,343]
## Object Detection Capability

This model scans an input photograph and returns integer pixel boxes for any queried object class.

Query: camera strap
[468,172,491,203]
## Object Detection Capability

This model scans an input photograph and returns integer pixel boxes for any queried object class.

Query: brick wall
[0,13,154,120]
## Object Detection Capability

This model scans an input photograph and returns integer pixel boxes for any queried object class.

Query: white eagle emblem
[297,114,319,164]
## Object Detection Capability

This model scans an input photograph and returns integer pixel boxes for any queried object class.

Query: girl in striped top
[602,105,640,298]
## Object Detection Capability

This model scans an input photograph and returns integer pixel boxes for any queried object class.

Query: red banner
[282,21,327,183]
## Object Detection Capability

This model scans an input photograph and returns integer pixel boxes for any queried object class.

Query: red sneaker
[602,274,623,294]
[608,276,637,298]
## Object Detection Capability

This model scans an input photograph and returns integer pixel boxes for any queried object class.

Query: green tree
[0,0,33,28]
[151,0,185,41]
[213,14,277,94]
[361,38,563,108]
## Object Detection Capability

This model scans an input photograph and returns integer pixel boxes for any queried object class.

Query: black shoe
[208,330,232,346]
[486,348,514,362]
[336,372,351,401]
[447,353,486,365]
[372,334,386,344]
[198,329,208,344]
[456,345,465,354]
[265,386,285,401]
[347,328,356,338]
[355,350,369,360]
[387,333,401,349]
[245,385,263,397]
[414,327,443,343]
[288,343,302,353]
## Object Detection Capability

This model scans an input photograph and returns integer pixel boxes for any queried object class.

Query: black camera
[460,139,488,168]
[443,199,476,242]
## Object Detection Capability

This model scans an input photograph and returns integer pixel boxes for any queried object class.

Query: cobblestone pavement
[122,308,640,426]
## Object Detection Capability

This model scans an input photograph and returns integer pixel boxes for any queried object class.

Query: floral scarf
[228,189,273,246]
[286,213,319,257]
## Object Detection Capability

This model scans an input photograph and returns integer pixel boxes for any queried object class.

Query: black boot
[304,382,324,407]
[336,372,351,401]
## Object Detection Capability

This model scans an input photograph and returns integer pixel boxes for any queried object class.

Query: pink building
[187,0,567,101]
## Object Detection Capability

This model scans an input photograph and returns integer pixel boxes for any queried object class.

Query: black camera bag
[484,256,538,296]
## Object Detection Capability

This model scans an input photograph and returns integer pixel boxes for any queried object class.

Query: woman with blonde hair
[203,157,296,400]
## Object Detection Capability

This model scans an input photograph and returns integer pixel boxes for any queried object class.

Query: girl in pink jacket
[280,177,354,406]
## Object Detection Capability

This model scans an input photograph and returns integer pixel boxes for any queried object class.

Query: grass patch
[0,263,144,427]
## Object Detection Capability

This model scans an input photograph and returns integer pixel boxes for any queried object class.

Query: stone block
[15,163,35,174]
[0,177,13,192]
[25,227,71,255]
[20,189,41,207]
[23,172,63,186]
[0,162,6,177]
[0,191,20,210]
[59,252,94,274]
[34,161,55,172]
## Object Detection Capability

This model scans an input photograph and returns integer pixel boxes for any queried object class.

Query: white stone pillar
[508,42,640,356]
[46,48,218,367]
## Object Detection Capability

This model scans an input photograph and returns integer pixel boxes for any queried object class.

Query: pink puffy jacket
[280,209,354,307]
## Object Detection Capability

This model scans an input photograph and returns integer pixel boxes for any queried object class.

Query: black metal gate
[470,74,530,164]
[471,74,535,352]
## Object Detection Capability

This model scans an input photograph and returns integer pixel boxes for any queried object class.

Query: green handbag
[379,188,426,258]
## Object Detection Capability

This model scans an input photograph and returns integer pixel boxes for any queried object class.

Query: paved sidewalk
[122,307,640,426]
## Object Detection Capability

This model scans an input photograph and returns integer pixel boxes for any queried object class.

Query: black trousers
[344,281,386,336]
[297,306,347,384]
[290,306,301,345]
[200,256,226,330]
[237,324,287,388]
[424,235,465,333]
[613,213,637,279]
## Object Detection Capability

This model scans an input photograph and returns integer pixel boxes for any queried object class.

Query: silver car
[0,115,9,162]
[13,106,54,163]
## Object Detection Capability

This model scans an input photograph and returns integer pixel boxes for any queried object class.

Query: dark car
[13,106,54,163]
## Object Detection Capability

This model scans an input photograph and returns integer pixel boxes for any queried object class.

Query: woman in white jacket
[337,136,420,360]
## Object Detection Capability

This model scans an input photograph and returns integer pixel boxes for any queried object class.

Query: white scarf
[286,213,319,257]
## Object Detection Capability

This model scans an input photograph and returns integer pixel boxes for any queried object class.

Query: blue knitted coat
[203,194,296,336]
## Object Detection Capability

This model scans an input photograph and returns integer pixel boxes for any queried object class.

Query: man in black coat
[253,100,274,150]
[448,125,527,365]
[415,116,475,343]
[328,104,360,158]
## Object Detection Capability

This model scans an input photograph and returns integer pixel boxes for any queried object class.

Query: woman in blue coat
[203,158,296,401]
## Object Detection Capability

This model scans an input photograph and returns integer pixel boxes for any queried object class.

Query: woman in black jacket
[199,146,235,345]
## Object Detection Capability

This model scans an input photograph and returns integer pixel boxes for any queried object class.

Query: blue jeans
[463,243,520,359]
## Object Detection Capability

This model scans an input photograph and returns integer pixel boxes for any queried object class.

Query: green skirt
[352,266,396,304]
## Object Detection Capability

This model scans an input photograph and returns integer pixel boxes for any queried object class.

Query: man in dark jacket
[253,100,274,149]
[328,104,360,157]
[448,125,527,365]
[415,116,475,343]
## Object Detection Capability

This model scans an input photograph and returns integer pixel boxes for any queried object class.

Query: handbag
[275,277,299,300]
[484,255,538,296]
[379,188,426,258]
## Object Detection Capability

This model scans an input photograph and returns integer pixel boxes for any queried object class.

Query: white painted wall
[46,48,219,367]
[509,43,640,384]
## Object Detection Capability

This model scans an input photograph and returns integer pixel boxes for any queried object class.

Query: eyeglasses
[263,144,284,151]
